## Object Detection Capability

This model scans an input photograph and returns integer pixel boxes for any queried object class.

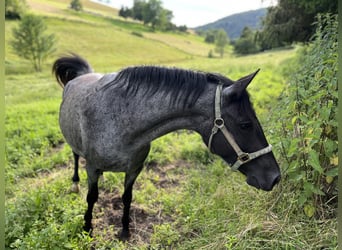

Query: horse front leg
[119,144,150,241]
[120,172,139,241]
[83,169,100,234]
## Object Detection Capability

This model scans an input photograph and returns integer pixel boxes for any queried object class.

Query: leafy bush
[150,223,180,248]
[5,101,66,192]
[233,27,260,55]
[5,0,27,19]
[5,181,92,249]
[268,14,338,218]
[131,31,144,37]
[70,0,83,12]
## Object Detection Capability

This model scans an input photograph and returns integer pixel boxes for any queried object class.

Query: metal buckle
[214,118,224,128]
[238,153,250,163]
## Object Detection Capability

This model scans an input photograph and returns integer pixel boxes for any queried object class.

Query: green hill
[6,0,220,74]
[194,8,267,40]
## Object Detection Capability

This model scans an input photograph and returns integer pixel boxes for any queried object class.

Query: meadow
[5,1,337,249]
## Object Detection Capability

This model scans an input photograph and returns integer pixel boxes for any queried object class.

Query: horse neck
[127,84,216,147]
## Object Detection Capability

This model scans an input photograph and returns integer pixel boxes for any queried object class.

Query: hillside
[6,0,219,74]
[195,8,267,40]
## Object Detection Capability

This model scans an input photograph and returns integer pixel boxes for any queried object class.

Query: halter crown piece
[208,83,273,171]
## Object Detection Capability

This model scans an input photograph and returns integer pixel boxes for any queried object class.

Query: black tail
[52,53,93,87]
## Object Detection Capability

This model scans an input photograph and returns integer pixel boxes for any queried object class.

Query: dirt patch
[90,162,191,246]
[92,190,172,246]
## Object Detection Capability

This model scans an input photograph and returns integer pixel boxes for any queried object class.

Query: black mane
[102,66,227,108]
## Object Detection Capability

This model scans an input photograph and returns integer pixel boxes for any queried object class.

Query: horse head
[205,70,281,191]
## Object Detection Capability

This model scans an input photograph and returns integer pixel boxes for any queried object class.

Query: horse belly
[59,103,84,156]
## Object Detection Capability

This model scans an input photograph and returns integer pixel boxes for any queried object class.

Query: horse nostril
[272,175,281,187]
[246,176,260,189]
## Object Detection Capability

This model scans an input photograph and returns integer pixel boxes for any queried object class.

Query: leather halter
[208,83,273,171]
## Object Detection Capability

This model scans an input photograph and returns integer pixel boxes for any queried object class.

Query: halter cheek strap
[208,84,273,171]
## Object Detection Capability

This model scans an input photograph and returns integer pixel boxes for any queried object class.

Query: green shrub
[5,101,66,193]
[5,182,92,249]
[131,31,144,37]
[5,0,27,19]
[150,223,180,248]
[268,14,338,218]
[70,0,83,11]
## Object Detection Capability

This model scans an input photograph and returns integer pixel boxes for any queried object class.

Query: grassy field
[5,1,337,249]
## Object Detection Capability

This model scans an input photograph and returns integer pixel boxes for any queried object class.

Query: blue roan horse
[52,54,280,240]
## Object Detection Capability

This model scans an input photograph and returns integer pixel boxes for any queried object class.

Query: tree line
[119,0,187,32]
[199,0,337,55]
[233,0,337,54]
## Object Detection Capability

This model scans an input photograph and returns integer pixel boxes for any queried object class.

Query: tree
[142,0,163,28]
[132,0,145,21]
[119,6,132,19]
[122,0,174,31]
[204,30,216,43]
[154,8,173,31]
[70,0,83,11]
[5,0,27,19]
[259,0,337,48]
[177,25,187,32]
[11,14,56,72]
[215,29,229,57]
[234,27,260,55]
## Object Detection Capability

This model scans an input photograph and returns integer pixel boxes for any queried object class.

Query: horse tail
[52,53,93,88]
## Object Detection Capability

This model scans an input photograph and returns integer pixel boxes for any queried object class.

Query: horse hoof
[83,224,93,235]
[71,182,80,193]
[119,230,130,242]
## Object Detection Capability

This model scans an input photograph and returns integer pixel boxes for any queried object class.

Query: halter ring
[214,118,225,128]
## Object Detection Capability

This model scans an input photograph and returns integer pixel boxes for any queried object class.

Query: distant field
[143,32,215,57]
[27,0,119,18]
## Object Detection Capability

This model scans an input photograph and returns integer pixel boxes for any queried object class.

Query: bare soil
[90,162,189,246]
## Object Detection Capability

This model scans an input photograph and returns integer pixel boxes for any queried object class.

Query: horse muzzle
[246,173,281,191]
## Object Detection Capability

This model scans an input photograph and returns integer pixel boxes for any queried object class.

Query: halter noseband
[208,83,273,171]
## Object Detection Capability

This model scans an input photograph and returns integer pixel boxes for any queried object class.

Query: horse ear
[223,69,260,100]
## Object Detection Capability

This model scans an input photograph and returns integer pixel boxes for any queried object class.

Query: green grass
[143,31,216,57]
[4,1,337,249]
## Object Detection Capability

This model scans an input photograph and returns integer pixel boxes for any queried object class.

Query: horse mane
[101,66,228,108]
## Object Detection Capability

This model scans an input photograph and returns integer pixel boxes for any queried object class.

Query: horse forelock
[100,66,229,108]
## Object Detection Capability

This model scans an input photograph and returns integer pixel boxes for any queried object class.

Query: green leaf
[304,204,315,218]
[326,167,338,177]
[308,151,323,174]
[298,195,307,206]
[288,170,305,182]
[287,138,300,158]
[304,182,324,196]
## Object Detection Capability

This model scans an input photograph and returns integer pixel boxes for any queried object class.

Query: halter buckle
[238,153,251,163]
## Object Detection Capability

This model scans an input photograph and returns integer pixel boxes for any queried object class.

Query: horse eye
[239,122,252,130]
